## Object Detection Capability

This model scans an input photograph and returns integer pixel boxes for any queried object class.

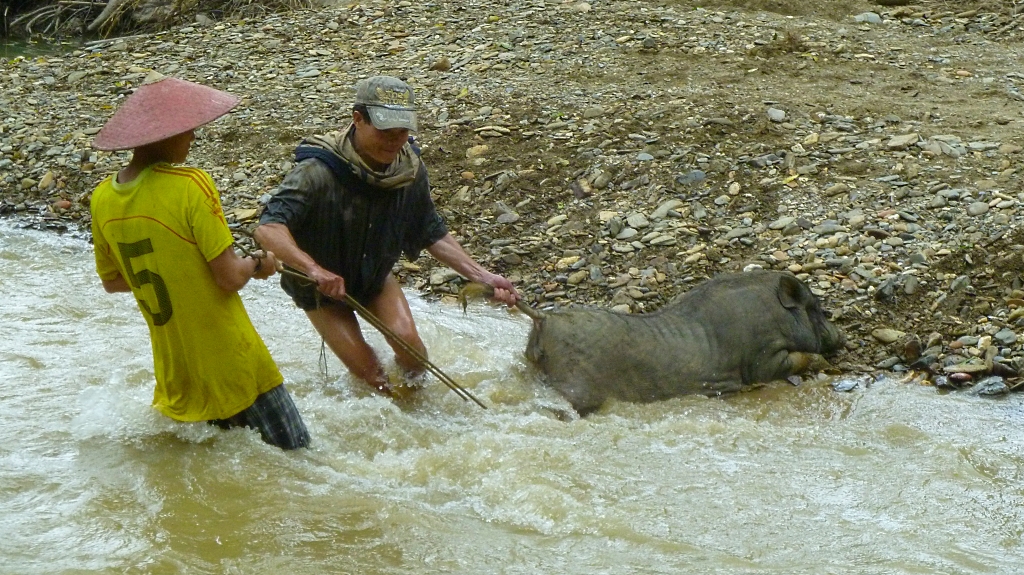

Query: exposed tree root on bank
[2,0,313,42]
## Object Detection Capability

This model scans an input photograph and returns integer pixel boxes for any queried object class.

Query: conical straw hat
[93,76,240,151]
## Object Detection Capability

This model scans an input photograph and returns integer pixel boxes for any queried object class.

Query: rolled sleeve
[259,159,325,229]
[401,168,448,259]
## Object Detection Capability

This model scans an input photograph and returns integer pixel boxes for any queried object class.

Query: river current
[1,221,1022,574]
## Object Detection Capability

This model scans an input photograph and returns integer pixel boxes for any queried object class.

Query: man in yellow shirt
[90,75,309,449]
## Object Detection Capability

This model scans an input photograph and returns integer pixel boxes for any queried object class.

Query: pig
[506,270,844,415]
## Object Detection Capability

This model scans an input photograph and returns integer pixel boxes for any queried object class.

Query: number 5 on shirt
[118,239,174,326]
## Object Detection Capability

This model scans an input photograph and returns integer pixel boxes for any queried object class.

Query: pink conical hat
[93,76,240,151]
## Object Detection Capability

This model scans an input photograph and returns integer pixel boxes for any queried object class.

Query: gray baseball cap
[354,76,418,132]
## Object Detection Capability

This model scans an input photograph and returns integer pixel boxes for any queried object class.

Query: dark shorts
[210,383,310,450]
[287,283,343,311]
[281,274,381,311]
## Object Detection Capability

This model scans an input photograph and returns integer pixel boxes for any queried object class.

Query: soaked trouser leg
[210,383,310,450]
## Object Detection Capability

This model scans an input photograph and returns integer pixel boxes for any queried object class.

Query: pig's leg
[558,382,605,416]
[778,350,820,377]
[698,378,746,396]
[757,350,817,381]
[787,351,816,373]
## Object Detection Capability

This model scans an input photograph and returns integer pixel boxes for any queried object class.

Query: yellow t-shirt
[90,163,282,421]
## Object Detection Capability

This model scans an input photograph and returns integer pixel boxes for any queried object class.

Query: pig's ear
[777,274,807,309]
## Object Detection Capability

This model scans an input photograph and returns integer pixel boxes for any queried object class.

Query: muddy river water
[1,221,1022,574]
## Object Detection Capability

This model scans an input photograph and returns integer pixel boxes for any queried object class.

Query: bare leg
[366,275,428,377]
[305,304,391,394]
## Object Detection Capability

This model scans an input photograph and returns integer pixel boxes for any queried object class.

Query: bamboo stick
[275,264,487,409]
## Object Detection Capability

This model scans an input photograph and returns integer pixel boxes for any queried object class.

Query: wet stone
[967,376,1009,396]
[625,214,650,228]
[675,170,706,186]
[994,329,1017,346]
[813,223,847,235]
[967,202,989,216]
[832,377,861,392]
[855,12,883,24]
[872,328,905,343]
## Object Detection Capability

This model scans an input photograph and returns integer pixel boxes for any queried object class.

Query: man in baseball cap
[90,75,310,450]
[353,75,419,132]
[255,75,519,399]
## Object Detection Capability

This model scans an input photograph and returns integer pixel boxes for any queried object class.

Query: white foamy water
[1,221,1022,574]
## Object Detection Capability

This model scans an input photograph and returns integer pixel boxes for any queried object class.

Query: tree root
[7,0,104,38]
[4,0,316,40]
[87,0,126,31]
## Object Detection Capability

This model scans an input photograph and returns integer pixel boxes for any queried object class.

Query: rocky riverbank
[3,0,1024,395]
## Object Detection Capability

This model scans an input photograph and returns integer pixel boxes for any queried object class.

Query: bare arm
[207,246,278,292]
[102,273,131,293]
[254,222,347,300]
[426,233,520,305]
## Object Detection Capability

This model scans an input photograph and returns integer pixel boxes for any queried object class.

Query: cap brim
[93,77,240,151]
[367,106,418,132]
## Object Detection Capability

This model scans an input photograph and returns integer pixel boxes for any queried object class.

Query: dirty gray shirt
[259,155,447,309]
